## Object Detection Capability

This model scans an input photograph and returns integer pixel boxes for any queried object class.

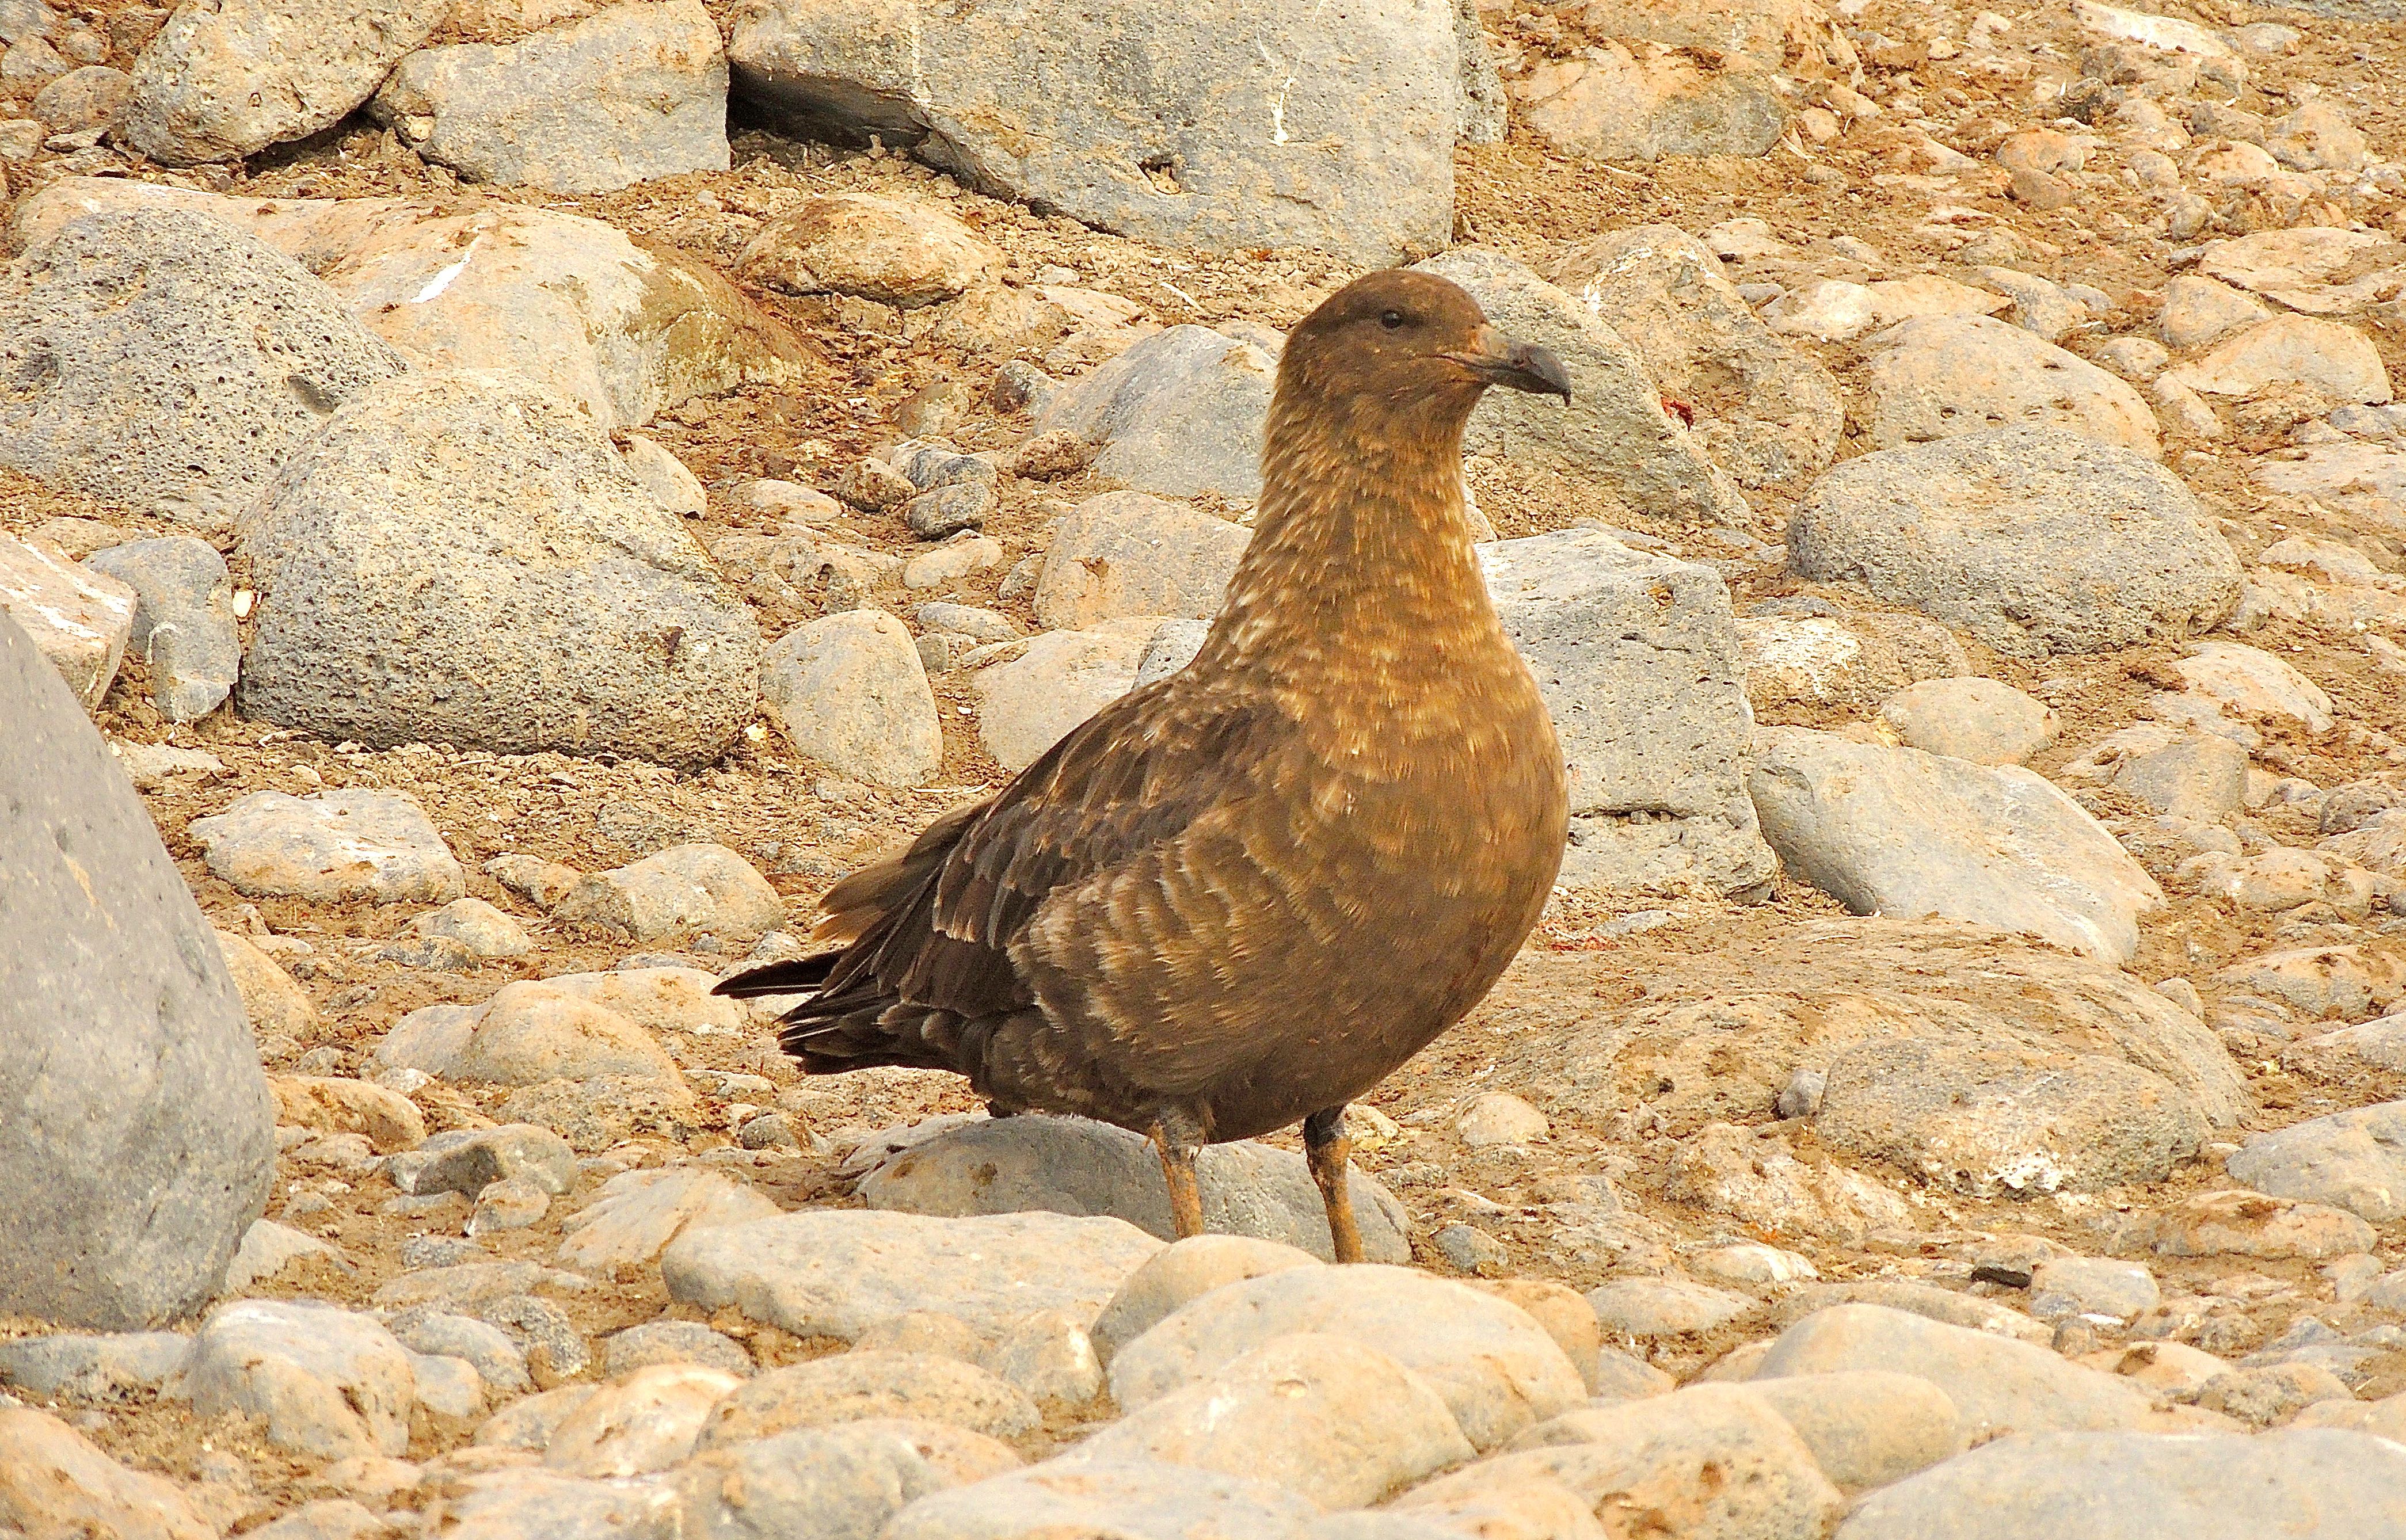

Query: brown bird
[715,270,1571,1261]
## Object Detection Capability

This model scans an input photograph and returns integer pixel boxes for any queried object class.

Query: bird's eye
[1379,310,1406,330]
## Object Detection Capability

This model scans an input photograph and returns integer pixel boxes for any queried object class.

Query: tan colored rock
[0,1406,214,1540]
[269,1076,426,1154]
[558,1167,782,1275]
[2114,1188,2377,1259]
[212,930,320,1039]
[0,532,134,707]
[554,843,785,945]
[740,193,1004,308]
[1033,493,1250,630]
[544,1362,743,1477]
[1859,314,2159,456]
[444,981,684,1088]
[2167,315,2392,405]
[969,620,1160,771]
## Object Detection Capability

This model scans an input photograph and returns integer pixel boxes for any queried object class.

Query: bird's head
[1275,270,1572,426]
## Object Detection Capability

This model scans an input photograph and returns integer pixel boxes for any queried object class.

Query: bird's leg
[1304,1106,1365,1264]
[1149,1117,1206,1241]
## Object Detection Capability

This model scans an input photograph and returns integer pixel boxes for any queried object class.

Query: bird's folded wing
[827,680,1286,1026]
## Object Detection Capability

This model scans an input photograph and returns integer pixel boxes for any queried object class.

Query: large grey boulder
[18,178,813,433]
[371,0,731,195]
[1836,1428,2406,1539]
[726,0,1458,264]
[1749,727,2163,966]
[121,0,447,164]
[855,1115,1411,1264]
[1480,528,1775,898]
[235,369,762,767]
[1791,426,2241,657]
[0,209,408,525]
[1033,327,1277,504]
[0,612,274,1330]
[1416,247,1750,525]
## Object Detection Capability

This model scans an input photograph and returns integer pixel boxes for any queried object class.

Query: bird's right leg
[1148,1114,1206,1241]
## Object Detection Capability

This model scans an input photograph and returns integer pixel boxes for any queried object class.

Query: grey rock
[1452,0,1504,143]
[236,369,760,767]
[1756,1304,2154,1442]
[983,1310,1105,1412]
[664,1209,1163,1341]
[189,789,466,905]
[1749,727,2163,965]
[603,1321,752,1379]
[554,843,785,944]
[1480,528,1775,898]
[122,0,447,163]
[1792,427,2239,656]
[1858,314,2159,455]
[1111,1264,1584,1453]
[672,1419,1021,1540]
[223,1218,349,1291]
[372,0,729,195]
[905,481,994,539]
[969,619,1159,771]
[1510,43,1788,163]
[185,1299,414,1458]
[1407,1383,1841,1539]
[915,602,1019,643]
[2065,725,2250,822]
[761,609,942,788]
[2197,1362,2354,1426]
[882,1456,1319,1540]
[698,1351,1037,1447]
[1418,248,1749,525]
[1133,617,1210,689]
[372,1260,550,1316]
[408,1349,485,1419]
[82,537,238,722]
[0,531,134,707]
[1834,1428,2406,1539]
[1973,266,2090,342]
[1547,224,1843,490]
[0,612,273,1330]
[1033,326,1276,503]
[558,1166,781,1275]
[389,1311,532,1396]
[2226,1101,2406,1222]
[0,1332,191,1401]
[1067,1333,1473,1507]
[0,0,56,45]
[1034,491,1251,630]
[386,1124,577,1199]
[2031,1257,2160,1322]
[397,897,532,962]
[29,63,128,133]
[545,1360,741,1476]
[742,196,1004,310]
[16,177,812,434]
[477,1293,591,1381]
[0,210,408,523]
[1090,1235,1324,1363]
[1817,1037,2208,1197]
[856,1114,1410,1264]
[1877,677,2057,765]
[728,0,1456,265]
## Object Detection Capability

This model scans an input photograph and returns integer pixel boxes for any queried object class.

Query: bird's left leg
[1304,1106,1365,1264]
[1149,1114,1206,1241]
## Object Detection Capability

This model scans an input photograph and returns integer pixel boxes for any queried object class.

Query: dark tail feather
[711,953,841,999]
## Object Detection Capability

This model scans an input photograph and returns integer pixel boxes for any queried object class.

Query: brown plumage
[715,270,1572,1260]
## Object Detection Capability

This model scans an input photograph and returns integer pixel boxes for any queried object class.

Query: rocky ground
[7,0,2406,1537]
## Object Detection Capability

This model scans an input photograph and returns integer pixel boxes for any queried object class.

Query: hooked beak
[1448,326,1573,400]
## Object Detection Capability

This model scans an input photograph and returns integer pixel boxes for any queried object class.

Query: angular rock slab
[1110,1264,1585,1453]
[0,612,273,1331]
[17,178,814,433]
[82,536,239,722]
[1835,1428,2406,1540]
[1750,727,2161,966]
[1480,527,1775,898]
[0,209,408,523]
[727,0,1457,265]
[372,0,730,195]
[1418,247,1750,525]
[0,532,133,707]
[855,1114,1411,1264]
[663,1209,1164,1341]
[121,0,447,163]
[2225,1101,2406,1223]
[1791,426,2239,657]
[235,369,762,767]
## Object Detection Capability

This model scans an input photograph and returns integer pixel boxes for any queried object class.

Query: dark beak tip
[1505,341,1572,401]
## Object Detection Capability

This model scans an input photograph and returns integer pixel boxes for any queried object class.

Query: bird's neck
[1200,392,1502,694]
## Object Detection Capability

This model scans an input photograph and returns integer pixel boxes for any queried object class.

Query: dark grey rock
[387,1309,532,1396]
[856,1115,1411,1264]
[905,480,995,539]
[82,536,238,721]
[0,1331,190,1400]
[0,611,273,1329]
[385,1124,578,1199]
[0,210,407,524]
[235,369,761,768]
[727,0,1457,265]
